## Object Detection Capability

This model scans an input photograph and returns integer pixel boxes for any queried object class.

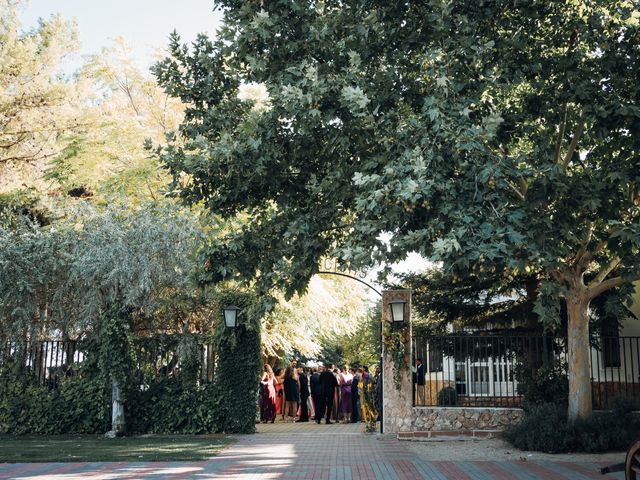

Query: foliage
[0,189,50,229]
[515,361,569,410]
[0,307,262,435]
[0,202,204,341]
[262,275,370,363]
[504,403,571,453]
[505,399,640,453]
[317,302,379,368]
[212,289,263,433]
[437,387,458,407]
[404,267,542,334]
[51,38,185,201]
[154,0,640,297]
[0,359,110,435]
[154,0,640,419]
[127,379,221,434]
[383,322,407,390]
[0,0,81,167]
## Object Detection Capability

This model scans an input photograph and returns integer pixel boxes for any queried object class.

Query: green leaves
[153,0,640,303]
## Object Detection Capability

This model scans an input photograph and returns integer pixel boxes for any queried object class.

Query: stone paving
[0,424,626,479]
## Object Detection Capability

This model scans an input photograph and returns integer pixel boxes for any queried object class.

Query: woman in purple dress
[339,366,353,423]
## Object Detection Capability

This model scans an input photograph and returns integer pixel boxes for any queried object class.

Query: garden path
[0,429,626,479]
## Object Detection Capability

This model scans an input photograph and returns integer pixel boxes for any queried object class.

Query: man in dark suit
[414,358,425,405]
[319,363,338,424]
[310,367,323,422]
[297,367,310,422]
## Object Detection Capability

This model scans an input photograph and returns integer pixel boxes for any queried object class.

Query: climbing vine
[383,322,408,391]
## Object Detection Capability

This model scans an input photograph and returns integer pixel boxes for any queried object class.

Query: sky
[20,0,223,69]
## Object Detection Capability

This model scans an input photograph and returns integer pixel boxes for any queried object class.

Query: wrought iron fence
[2,336,218,388]
[1,340,84,388]
[412,334,640,410]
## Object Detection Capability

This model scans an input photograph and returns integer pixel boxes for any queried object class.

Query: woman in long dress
[340,366,353,423]
[283,367,300,422]
[332,368,341,422]
[274,368,285,420]
[261,365,277,423]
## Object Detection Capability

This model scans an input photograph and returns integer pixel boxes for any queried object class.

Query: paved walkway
[0,428,625,479]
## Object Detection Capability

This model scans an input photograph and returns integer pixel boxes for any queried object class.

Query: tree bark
[566,289,592,421]
[111,379,126,435]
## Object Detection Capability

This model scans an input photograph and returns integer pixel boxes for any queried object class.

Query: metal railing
[2,336,218,388]
[412,334,640,410]
[1,340,84,388]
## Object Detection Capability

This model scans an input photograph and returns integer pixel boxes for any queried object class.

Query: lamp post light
[223,305,241,328]
[389,299,407,324]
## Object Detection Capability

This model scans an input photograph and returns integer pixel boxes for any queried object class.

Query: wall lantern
[223,305,241,328]
[389,299,407,323]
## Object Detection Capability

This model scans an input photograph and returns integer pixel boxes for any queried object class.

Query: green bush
[127,379,221,434]
[514,361,568,410]
[437,386,458,406]
[0,372,110,435]
[504,403,570,453]
[55,375,111,433]
[568,398,640,452]
[505,399,640,453]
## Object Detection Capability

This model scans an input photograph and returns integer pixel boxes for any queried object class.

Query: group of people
[259,361,378,424]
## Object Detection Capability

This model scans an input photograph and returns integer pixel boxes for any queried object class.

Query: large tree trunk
[566,288,592,421]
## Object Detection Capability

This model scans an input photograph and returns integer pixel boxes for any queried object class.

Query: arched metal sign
[317,258,382,297]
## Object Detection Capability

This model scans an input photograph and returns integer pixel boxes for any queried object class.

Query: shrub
[437,386,458,406]
[514,361,568,410]
[504,402,569,453]
[0,372,110,435]
[127,379,221,434]
[505,398,640,453]
[566,398,640,452]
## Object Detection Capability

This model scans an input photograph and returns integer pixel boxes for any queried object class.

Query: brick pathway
[0,428,625,479]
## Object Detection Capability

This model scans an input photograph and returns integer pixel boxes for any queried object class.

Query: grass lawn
[0,435,233,463]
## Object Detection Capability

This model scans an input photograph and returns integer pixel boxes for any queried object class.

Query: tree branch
[588,274,639,300]
[554,103,568,165]
[505,180,526,201]
[561,110,587,169]
[588,256,620,288]
[573,222,594,266]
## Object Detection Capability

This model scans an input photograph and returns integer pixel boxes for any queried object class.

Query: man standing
[350,366,360,423]
[297,367,310,422]
[414,358,425,405]
[310,367,323,423]
[319,363,338,424]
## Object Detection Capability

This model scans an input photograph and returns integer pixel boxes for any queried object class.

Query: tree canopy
[155,1,640,419]
[155,1,639,295]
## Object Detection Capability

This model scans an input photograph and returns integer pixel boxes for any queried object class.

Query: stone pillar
[382,290,413,433]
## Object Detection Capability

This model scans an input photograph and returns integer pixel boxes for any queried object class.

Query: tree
[0,202,205,433]
[0,0,82,166]
[47,38,185,200]
[262,274,370,364]
[403,268,541,334]
[154,1,640,420]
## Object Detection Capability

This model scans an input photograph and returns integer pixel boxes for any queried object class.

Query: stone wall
[413,407,523,432]
[386,406,523,434]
